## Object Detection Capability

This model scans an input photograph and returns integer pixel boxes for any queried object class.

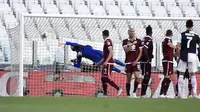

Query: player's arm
[74,52,82,68]
[168,42,176,49]
[136,47,143,62]
[104,46,113,65]
[123,41,137,53]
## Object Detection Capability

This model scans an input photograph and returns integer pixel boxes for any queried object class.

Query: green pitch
[0,97,199,112]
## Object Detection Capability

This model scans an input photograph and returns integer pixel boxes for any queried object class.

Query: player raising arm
[122,28,143,98]
[96,30,123,97]
[177,19,200,98]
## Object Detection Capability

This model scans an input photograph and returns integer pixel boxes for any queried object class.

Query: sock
[164,78,171,95]
[188,78,192,95]
[126,83,130,96]
[160,78,168,95]
[102,82,108,95]
[176,83,178,96]
[141,76,150,96]
[178,75,184,96]
[133,79,138,93]
[191,76,197,95]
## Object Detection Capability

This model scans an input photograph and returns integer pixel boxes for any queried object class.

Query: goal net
[6,15,200,98]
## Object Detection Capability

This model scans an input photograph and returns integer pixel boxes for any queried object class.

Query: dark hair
[186,19,193,28]
[146,25,152,35]
[102,30,109,37]
[165,29,173,36]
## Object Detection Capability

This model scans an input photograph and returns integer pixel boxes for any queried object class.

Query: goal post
[6,14,200,97]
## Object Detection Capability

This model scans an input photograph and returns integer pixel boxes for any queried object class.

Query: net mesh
[7,16,200,97]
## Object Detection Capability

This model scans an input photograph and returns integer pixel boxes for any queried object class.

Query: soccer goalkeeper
[59,41,126,74]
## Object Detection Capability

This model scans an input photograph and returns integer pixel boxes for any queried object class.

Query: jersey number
[187,36,192,48]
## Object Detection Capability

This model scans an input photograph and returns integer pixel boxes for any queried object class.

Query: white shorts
[177,53,198,73]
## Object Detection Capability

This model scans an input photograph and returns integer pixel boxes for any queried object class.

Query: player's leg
[175,70,180,97]
[184,69,192,97]
[160,61,169,97]
[125,64,132,97]
[177,59,187,98]
[163,62,173,97]
[106,64,123,96]
[141,62,151,97]
[132,63,141,98]
[188,62,198,97]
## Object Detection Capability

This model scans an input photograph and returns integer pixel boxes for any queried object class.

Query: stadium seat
[27,3,44,14]
[116,0,131,5]
[90,5,106,15]
[166,6,183,17]
[181,6,198,17]
[58,4,75,15]
[75,5,91,15]
[0,0,7,3]
[42,4,60,14]
[161,0,176,6]
[147,0,161,6]
[86,0,100,5]
[56,0,69,4]
[106,5,121,16]
[25,0,38,4]
[177,0,191,6]
[2,14,18,29]
[9,0,23,4]
[40,0,54,5]
[151,6,168,17]
[0,3,13,16]
[137,6,152,16]
[12,3,28,19]
[133,0,145,6]
[120,5,136,16]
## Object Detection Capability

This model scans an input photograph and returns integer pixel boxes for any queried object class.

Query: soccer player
[177,19,200,98]
[122,28,143,98]
[96,30,123,97]
[60,41,126,74]
[140,25,154,98]
[159,30,176,98]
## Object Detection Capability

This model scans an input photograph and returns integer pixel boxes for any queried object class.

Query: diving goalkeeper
[59,41,126,74]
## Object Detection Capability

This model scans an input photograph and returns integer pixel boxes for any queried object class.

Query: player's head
[146,25,152,36]
[102,30,109,40]
[128,28,135,39]
[71,46,78,51]
[186,19,193,30]
[165,29,173,37]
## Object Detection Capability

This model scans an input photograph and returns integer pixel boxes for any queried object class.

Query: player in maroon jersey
[96,30,123,97]
[140,25,154,98]
[122,28,143,98]
[159,30,176,98]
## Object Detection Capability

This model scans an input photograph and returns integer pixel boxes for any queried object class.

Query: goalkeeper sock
[126,83,130,96]
[178,75,184,96]
[191,76,197,95]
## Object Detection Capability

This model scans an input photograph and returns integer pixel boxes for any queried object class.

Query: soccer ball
[41,32,52,40]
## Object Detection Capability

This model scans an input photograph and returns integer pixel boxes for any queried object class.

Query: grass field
[0,97,200,112]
